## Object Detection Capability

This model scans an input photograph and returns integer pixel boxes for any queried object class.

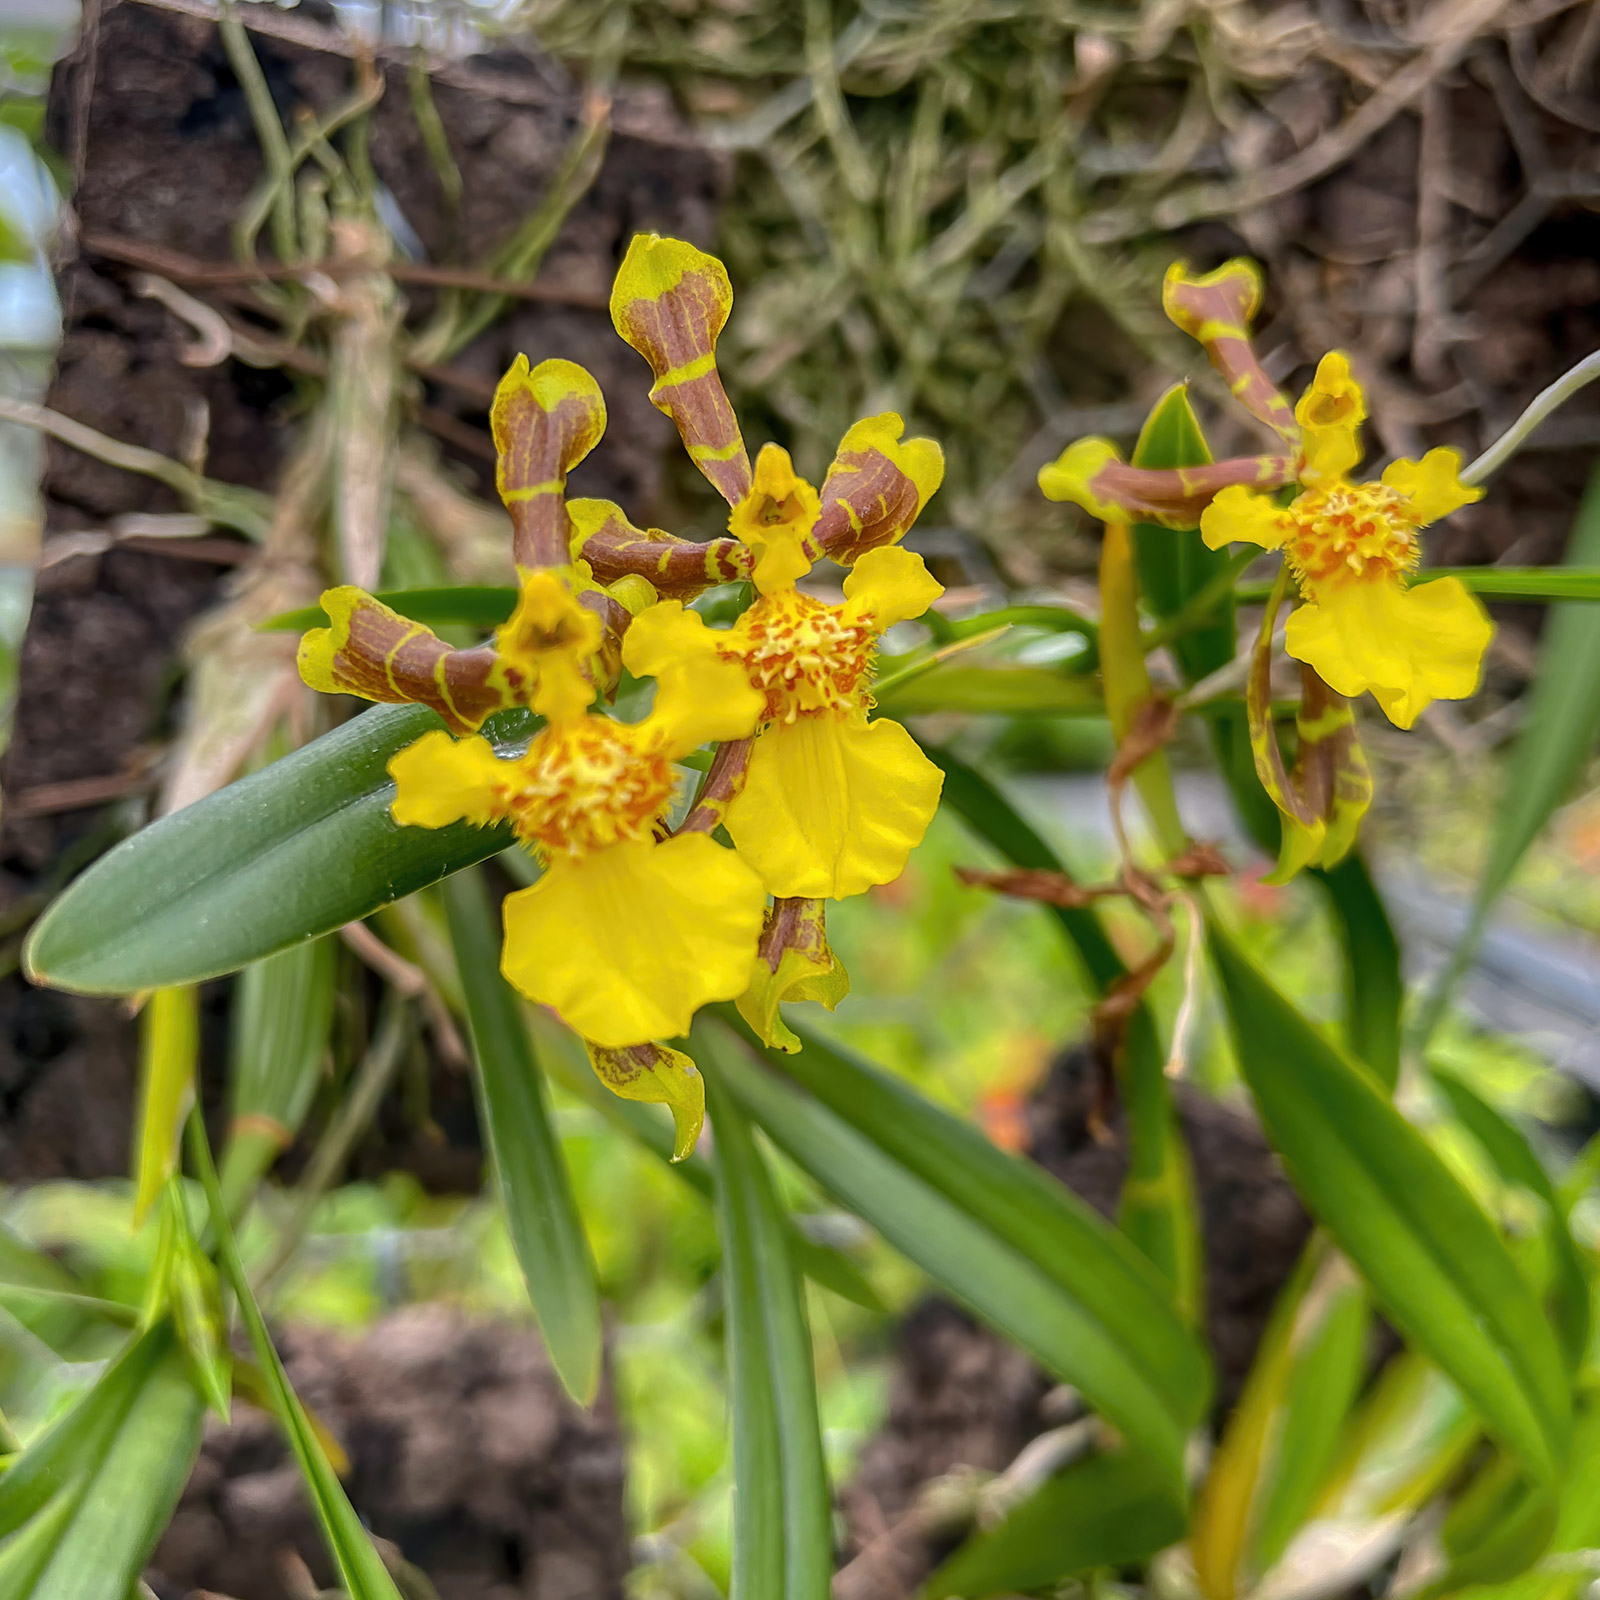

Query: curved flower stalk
[610,233,948,1049]
[1038,258,1494,877]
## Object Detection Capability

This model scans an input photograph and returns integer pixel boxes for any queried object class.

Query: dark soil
[145,1304,629,1600]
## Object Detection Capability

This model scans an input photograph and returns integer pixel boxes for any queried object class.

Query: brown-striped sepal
[1038,438,1295,529]
[735,897,850,1054]
[1248,593,1373,882]
[569,497,751,599]
[490,355,606,569]
[298,587,508,733]
[1163,260,1299,444]
[609,234,752,505]
[813,414,945,563]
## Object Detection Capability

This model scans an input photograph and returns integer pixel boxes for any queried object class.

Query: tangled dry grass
[503,0,1600,592]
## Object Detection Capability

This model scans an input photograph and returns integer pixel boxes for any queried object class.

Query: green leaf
[26,705,534,995]
[1432,1453,1557,1593]
[527,1010,883,1312]
[874,662,1100,718]
[701,1018,1202,1497]
[1236,567,1600,605]
[1414,466,1600,1047]
[0,1322,203,1600]
[1312,853,1403,1090]
[1191,1237,1368,1591]
[928,744,1202,1312]
[1208,920,1570,1483]
[219,936,338,1216]
[443,865,602,1404]
[1131,384,1236,682]
[927,1450,1183,1599]
[701,1045,832,1600]
[1450,1403,1600,1600]
[261,583,519,633]
[1431,1070,1590,1371]
[1421,566,1600,601]
[187,1111,404,1600]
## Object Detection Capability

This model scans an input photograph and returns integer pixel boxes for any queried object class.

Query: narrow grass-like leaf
[0,1322,202,1600]
[927,1450,1184,1599]
[219,937,337,1216]
[1209,921,1570,1483]
[701,1048,832,1600]
[1131,384,1236,681]
[261,583,518,633]
[443,865,601,1404]
[133,986,199,1224]
[528,1010,882,1311]
[929,744,1202,1309]
[1432,1070,1590,1371]
[1192,1238,1368,1594]
[874,662,1101,718]
[1453,1404,1600,1600]
[1414,464,1600,1045]
[702,1020,1198,1495]
[26,705,534,995]
[1312,854,1403,1090]
[187,1111,404,1600]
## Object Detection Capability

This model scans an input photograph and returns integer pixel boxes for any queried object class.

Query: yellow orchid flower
[389,588,766,1049]
[1041,263,1492,733]
[608,233,949,905]
[715,443,946,900]
[1200,353,1491,730]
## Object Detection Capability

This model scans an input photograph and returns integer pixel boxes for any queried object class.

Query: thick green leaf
[1312,854,1403,1090]
[701,1047,832,1600]
[1432,1071,1590,1371]
[443,866,602,1404]
[188,1112,404,1600]
[1414,466,1600,1046]
[928,744,1202,1310]
[26,705,533,995]
[701,1020,1199,1496]
[262,583,519,633]
[1208,921,1570,1483]
[926,1450,1184,1599]
[0,1322,202,1600]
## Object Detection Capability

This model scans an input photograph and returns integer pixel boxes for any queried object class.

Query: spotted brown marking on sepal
[1247,576,1373,882]
[812,414,945,563]
[298,587,507,733]
[585,1039,704,1161]
[1039,437,1296,529]
[735,896,849,1053]
[568,497,751,599]
[609,234,751,505]
[577,586,628,700]
[1163,261,1299,444]
[491,355,607,569]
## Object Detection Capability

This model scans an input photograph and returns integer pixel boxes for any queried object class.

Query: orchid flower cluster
[298,235,945,1152]
[1039,259,1494,880]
